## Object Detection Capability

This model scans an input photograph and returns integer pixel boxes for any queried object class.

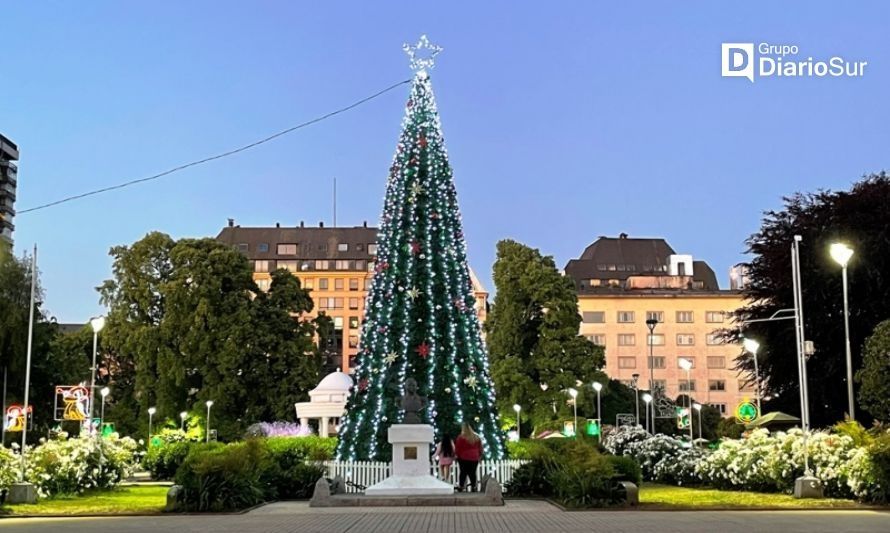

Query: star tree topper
[403,35,443,72]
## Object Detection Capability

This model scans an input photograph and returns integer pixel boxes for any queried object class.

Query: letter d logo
[722,43,755,82]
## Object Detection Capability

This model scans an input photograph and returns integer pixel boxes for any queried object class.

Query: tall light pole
[642,393,653,434]
[693,403,702,444]
[830,242,855,421]
[88,315,106,434]
[742,338,762,415]
[568,388,578,437]
[646,318,659,433]
[180,411,188,432]
[513,404,521,440]
[631,373,640,427]
[792,235,816,485]
[18,245,38,487]
[679,358,693,443]
[100,387,110,428]
[205,400,214,443]
[592,382,603,435]
[147,407,156,442]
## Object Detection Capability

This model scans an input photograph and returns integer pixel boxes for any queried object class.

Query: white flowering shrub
[0,445,19,490]
[23,435,139,498]
[602,426,651,457]
[603,426,707,484]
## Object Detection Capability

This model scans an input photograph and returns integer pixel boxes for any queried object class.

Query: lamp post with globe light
[678,358,694,443]
[180,411,188,432]
[147,407,156,442]
[513,404,521,441]
[568,388,578,437]
[88,316,106,433]
[642,393,653,434]
[592,382,603,434]
[693,403,703,444]
[206,400,214,443]
[100,387,110,428]
[742,338,763,415]
[830,242,856,421]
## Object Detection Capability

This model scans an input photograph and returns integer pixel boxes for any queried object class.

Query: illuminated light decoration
[54,385,90,421]
[335,36,506,461]
[4,404,32,432]
[735,398,759,424]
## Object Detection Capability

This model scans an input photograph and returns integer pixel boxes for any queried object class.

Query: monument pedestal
[365,424,453,496]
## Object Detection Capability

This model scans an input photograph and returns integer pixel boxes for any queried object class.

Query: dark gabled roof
[216,224,378,260]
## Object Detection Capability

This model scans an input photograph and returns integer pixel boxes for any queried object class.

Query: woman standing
[454,423,483,492]
[434,433,456,482]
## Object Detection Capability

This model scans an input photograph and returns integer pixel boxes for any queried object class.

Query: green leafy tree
[738,173,890,426]
[100,234,321,440]
[856,319,890,421]
[485,239,605,435]
[335,69,505,461]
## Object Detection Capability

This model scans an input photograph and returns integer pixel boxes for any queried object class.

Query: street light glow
[742,337,760,354]
[678,358,693,371]
[592,382,603,392]
[642,393,653,403]
[100,387,110,397]
[206,400,214,408]
[568,388,578,399]
[180,411,188,420]
[513,404,521,413]
[90,316,106,333]
[692,403,702,411]
[148,407,156,415]
[830,243,854,267]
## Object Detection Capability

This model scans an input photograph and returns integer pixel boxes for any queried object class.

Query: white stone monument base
[364,423,453,496]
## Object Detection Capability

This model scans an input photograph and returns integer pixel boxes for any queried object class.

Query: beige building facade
[566,235,751,416]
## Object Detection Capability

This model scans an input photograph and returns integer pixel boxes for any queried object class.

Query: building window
[255,278,270,292]
[254,260,272,273]
[315,260,330,270]
[646,311,664,323]
[676,311,694,323]
[278,260,298,272]
[349,297,359,310]
[318,278,329,290]
[334,297,344,309]
[677,334,695,346]
[349,278,359,291]
[582,311,605,323]
[338,243,349,252]
[356,260,366,271]
[348,335,359,348]
[648,356,666,369]
[647,334,665,346]
[586,334,606,346]
[738,379,755,392]
[236,243,249,253]
[357,244,364,252]
[679,379,696,392]
[367,261,376,273]
[318,244,328,252]
[707,356,725,369]
[618,334,636,346]
[709,380,726,392]
[618,357,637,369]
[652,379,667,391]
[368,244,378,255]
[709,403,727,414]
[333,316,343,329]
[277,244,297,255]
[334,278,344,290]
[349,316,359,329]
[335,260,353,270]
[258,243,269,253]
[303,278,314,290]
[706,333,723,345]
[677,357,695,368]
[617,311,635,323]
[706,311,725,323]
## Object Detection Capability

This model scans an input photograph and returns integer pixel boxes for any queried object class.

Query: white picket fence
[321,459,526,493]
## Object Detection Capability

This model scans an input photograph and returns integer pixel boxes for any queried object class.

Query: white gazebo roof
[314,370,354,393]
[296,371,353,420]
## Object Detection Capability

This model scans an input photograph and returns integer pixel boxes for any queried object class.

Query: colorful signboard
[585,418,601,437]
[54,385,90,421]
[4,404,32,432]
[735,399,759,424]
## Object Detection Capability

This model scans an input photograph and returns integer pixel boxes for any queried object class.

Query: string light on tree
[335,36,506,461]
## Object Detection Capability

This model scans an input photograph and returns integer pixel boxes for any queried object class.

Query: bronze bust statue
[400,378,427,424]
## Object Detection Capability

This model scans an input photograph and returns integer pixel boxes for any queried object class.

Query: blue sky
[4,2,888,322]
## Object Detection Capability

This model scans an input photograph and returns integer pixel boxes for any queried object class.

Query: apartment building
[0,134,18,251]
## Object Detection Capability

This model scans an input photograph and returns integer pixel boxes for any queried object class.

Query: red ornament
[375,261,389,273]
[410,156,419,166]
[358,378,369,392]
[415,342,430,358]
[410,241,421,254]
[418,135,428,148]
[407,99,414,108]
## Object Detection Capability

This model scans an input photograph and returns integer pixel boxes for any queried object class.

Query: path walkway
[2,500,889,532]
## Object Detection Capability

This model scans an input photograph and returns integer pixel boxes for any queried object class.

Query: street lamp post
[642,393,653,434]
[830,242,855,421]
[568,388,578,437]
[679,358,693,443]
[742,338,762,415]
[693,403,702,444]
[513,404,521,440]
[592,382,603,435]
[646,318,659,433]
[147,407,156,442]
[205,401,214,443]
[180,411,188,432]
[631,373,640,427]
[88,316,106,434]
[100,387,110,427]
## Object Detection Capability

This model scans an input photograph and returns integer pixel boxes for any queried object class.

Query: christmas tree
[335,37,506,462]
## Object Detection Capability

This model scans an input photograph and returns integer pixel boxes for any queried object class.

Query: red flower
[415,342,430,358]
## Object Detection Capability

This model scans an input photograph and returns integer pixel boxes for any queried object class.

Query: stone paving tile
[2,506,890,532]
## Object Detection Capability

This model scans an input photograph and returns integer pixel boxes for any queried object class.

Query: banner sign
[55,385,90,421]
[4,404,32,432]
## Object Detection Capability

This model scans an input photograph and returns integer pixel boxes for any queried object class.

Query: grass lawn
[640,483,868,509]
[0,485,168,516]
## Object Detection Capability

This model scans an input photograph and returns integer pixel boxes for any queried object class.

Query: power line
[19,78,412,214]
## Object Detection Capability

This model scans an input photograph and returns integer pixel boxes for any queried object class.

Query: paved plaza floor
[2,500,890,532]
